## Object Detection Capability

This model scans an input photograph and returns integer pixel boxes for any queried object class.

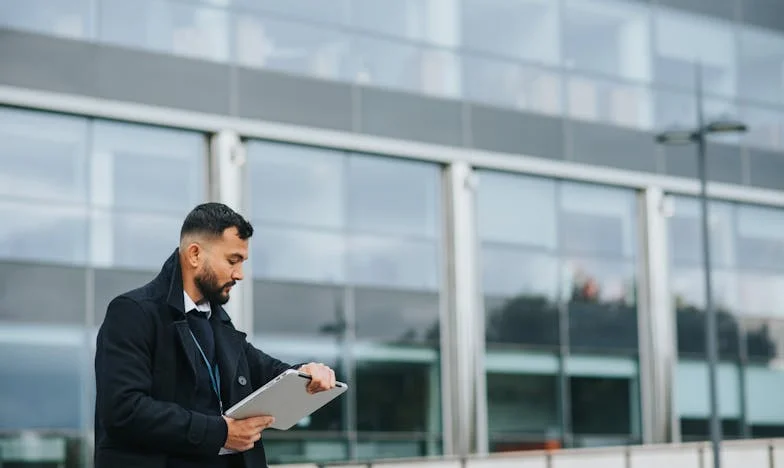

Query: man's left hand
[298,362,336,394]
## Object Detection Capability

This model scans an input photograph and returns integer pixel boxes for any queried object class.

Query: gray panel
[0,29,94,96]
[748,148,784,191]
[656,0,737,21]
[236,68,353,132]
[469,104,565,160]
[93,44,232,114]
[0,28,232,114]
[664,142,743,184]
[359,87,464,147]
[569,121,658,173]
[741,0,784,32]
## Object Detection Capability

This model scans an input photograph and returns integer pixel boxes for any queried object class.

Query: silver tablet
[224,369,348,430]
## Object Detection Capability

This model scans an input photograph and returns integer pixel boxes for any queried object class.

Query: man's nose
[232,265,244,282]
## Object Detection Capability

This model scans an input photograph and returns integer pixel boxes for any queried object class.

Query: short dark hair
[180,203,254,241]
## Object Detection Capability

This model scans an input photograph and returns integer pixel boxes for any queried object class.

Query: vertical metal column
[442,162,487,456]
[209,131,253,334]
[636,187,678,444]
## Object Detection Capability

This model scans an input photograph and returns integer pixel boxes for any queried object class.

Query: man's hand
[298,362,337,394]
[222,415,275,452]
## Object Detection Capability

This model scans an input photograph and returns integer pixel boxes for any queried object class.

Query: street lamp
[654,63,747,468]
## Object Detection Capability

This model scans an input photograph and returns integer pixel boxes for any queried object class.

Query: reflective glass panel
[253,281,345,338]
[347,155,441,238]
[354,288,439,345]
[477,170,557,249]
[0,0,91,39]
[570,376,634,436]
[462,57,562,115]
[235,13,348,80]
[668,196,736,268]
[0,202,88,265]
[559,182,637,259]
[0,107,87,204]
[461,0,560,66]
[347,235,439,291]
[566,74,652,130]
[653,9,736,97]
[0,263,86,325]
[736,204,784,271]
[483,249,559,349]
[252,227,346,284]
[100,0,230,62]
[355,360,439,432]
[486,373,560,438]
[564,258,637,353]
[563,0,651,81]
[248,141,345,229]
[738,27,784,105]
[90,121,206,214]
[91,211,181,271]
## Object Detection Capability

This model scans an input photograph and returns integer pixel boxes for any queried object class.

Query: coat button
[238,376,247,386]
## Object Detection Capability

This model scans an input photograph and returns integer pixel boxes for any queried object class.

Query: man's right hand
[222,415,275,452]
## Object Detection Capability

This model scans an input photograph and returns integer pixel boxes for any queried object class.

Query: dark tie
[187,310,215,365]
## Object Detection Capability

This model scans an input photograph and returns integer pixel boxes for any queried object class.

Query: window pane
[668,196,735,268]
[0,201,88,265]
[676,361,741,420]
[745,365,784,426]
[565,258,637,353]
[672,268,740,360]
[348,236,439,291]
[0,338,85,429]
[483,249,559,349]
[348,36,461,98]
[487,373,560,439]
[253,281,345,338]
[0,263,86,325]
[461,0,560,65]
[0,0,91,39]
[350,0,456,47]
[92,211,180,270]
[559,182,637,259]
[232,0,349,25]
[736,204,784,271]
[741,104,784,151]
[356,439,438,460]
[462,57,562,115]
[100,0,230,62]
[235,13,348,80]
[355,288,439,345]
[252,227,346,284]
[563,0,651,81]
[570,376,634,436]
[0,107,88,204]
[347,155,440,238]
[739,27,784,105]
[654,89,697,130]
[248,142,344,229]
[91,121,206,213]
[566,75,652,130]
[355,360,438,432]
[743,317,784,363]
[653,9,736,97]
[477,171,556,249]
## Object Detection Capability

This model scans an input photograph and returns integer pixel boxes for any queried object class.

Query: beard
[195,263,235,305]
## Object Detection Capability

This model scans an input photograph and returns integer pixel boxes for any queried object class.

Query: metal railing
[272,438,784,468]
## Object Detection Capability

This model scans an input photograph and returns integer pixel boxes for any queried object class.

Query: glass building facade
[2,0,784,467]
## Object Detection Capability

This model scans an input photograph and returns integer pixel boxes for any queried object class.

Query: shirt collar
[183,291,212,319]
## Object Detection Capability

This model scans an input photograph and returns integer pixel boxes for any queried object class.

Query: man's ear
[184,241,202,268]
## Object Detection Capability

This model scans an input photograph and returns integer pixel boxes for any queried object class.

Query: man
[94,202,337,468]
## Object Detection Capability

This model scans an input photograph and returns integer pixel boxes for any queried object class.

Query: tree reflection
[485,295,560,348]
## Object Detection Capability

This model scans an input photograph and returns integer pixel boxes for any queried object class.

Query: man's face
[194,227,249,305]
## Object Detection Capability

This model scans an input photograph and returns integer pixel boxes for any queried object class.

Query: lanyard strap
[188,330,223,414]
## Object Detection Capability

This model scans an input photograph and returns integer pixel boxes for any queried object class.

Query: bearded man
[94,202,336,468]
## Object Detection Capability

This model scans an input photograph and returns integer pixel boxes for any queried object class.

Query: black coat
[94,249,295,468]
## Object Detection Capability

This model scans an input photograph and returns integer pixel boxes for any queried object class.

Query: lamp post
[654,63,747,468]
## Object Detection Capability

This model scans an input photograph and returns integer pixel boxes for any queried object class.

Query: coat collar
[159,248,232,323]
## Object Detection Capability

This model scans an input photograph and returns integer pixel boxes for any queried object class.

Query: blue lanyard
[188,330,223,414]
